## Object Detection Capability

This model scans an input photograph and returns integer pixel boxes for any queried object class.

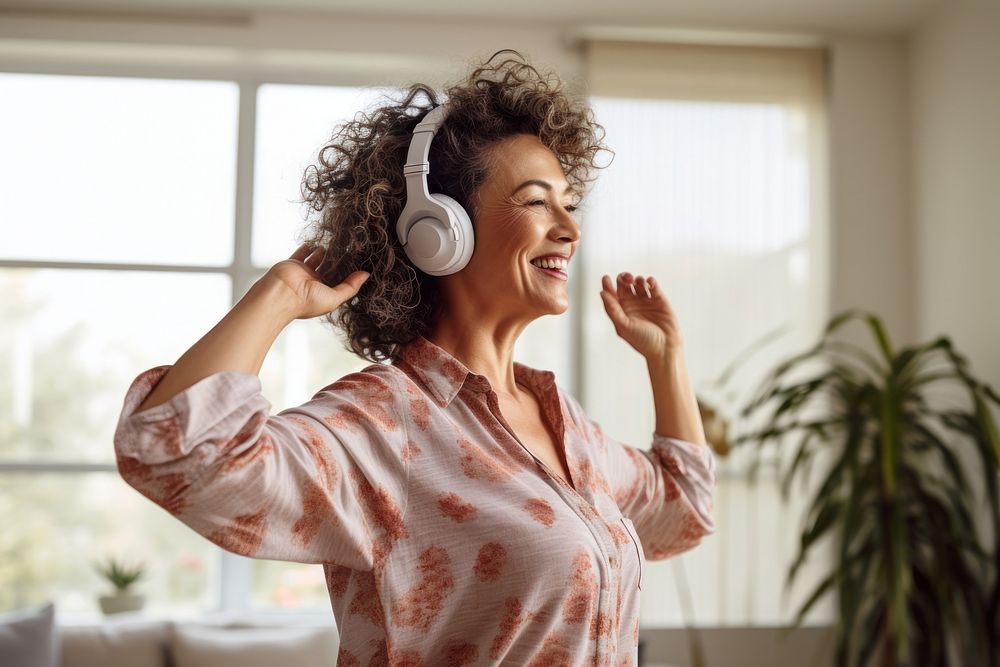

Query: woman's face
[456,133,582,319]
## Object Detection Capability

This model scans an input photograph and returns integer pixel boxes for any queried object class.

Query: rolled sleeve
[560,391,717,562]
[113,365,410,569]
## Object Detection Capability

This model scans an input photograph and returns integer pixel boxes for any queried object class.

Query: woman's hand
[259,242,370,320]
[600,272,684,361]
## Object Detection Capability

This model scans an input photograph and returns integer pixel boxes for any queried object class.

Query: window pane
[250,561,328,612]
[252,83,398,268]
[0,73,237,266]
[258,317,372,414]
[0,472,218,620]
[0,269,230,462]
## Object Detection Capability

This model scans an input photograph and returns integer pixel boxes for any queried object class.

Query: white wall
[908,0,1000,555]
[827,36,915,347]
[909,0,1000,386]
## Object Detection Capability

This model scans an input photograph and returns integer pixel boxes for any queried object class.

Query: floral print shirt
[114,334,716,666]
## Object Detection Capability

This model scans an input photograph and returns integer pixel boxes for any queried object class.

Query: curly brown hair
[295,48,613,364]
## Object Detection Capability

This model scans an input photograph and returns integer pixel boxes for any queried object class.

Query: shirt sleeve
[560,391,717,561]
[113,364,410,570]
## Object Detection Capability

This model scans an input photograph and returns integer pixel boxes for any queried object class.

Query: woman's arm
[646,351,708,447]
[594,272,716,559]
[116,243,391,566]
[115,364,411,568]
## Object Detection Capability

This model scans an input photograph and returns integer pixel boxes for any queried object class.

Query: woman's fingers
[290,244,328,277]
[617,272,636,300]
[290,242,314,261]
[300,270,370,318]
[304,246,326,267]
[325,271,369,305]
[601,274,613,291]
[608,272,656,300]
[648,276,665,301]
[599,276,627,329]
[636,275,651,298]
[291,242,329,268]
[605,272,635,300]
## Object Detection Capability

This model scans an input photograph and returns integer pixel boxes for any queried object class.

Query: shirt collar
[392,334,557,408]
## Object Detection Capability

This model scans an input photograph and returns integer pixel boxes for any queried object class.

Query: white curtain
[580,38,834,626]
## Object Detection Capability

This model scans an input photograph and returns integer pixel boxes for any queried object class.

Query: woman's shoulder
[310,361,415,399]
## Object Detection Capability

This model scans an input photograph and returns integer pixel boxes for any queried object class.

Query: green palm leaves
[734,309,999,667]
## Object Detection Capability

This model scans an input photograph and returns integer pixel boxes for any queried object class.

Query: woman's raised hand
[262,242,370,320]
[600,272,684,363]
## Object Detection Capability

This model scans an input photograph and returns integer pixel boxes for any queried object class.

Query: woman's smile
[530,262,568,281]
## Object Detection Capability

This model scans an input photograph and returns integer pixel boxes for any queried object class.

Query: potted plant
[93,556,147,615]
[718,308,999,666]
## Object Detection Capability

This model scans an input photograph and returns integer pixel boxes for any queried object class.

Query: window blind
[580,38,832,627]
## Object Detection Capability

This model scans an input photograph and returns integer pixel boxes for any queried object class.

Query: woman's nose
[556,212,581,242]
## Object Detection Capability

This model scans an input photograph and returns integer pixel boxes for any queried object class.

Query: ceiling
[0,0,944,36]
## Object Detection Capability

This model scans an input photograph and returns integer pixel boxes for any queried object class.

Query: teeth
[531,257,569,271]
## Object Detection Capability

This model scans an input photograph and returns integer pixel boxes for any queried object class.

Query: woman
[114,49,716,666]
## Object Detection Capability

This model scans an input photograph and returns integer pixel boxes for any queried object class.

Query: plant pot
[98,593,145,615]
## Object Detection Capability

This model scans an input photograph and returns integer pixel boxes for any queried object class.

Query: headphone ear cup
[426,193,474,275]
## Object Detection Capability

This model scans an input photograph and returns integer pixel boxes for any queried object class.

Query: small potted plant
[93,557,147,615]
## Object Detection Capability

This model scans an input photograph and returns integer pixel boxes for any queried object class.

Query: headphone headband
[403,104,448,178]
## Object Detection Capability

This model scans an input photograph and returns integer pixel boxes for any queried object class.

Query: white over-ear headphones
[395,104,475,276]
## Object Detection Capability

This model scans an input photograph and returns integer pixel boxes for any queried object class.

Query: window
[0,72,239,619]
[581,40,833,626]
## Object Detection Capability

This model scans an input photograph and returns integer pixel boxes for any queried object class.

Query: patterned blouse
[113,334,716,666]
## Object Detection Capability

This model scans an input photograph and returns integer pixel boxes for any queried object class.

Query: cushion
[169,622,339,667]
[0,601,58,667]
[58,618,169,667]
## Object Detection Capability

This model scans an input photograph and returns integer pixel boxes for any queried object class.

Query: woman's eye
[528,199,578,213]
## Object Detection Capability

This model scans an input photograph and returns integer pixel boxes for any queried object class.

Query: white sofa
[58,617,341,667]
